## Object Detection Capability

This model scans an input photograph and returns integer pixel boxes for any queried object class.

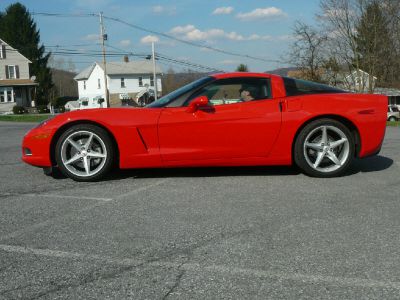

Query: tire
[55,124,115,181]
[388,116,397,122]
[294,118,355,178]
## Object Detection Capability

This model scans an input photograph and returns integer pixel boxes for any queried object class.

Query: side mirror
[186,96,209,113]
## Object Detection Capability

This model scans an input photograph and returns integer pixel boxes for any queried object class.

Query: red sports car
[22,72,387,181]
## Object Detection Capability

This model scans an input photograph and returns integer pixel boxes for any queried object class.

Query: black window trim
[282,76,345,97]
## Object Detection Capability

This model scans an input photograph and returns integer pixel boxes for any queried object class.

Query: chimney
[123,55,129,63]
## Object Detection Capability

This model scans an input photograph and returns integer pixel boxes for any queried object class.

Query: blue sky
[0,0,321,72]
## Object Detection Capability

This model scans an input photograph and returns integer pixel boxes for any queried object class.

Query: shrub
[13,105,25,114]
[37,105,50,114]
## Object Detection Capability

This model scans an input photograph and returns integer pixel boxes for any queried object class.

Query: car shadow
[103,165,301,181]
[49,155,394,181]
[345,155,394,175]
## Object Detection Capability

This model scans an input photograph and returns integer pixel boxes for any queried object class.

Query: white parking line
[25,194,113,202]
[1,243,400,290]
[115,178,169,199]
[0,179,170,241]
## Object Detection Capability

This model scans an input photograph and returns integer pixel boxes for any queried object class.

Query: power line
[32,12,96,18]
[31,11,279,64]
[156,53,224,72]
[103,15,279,63]
[45,46,222,72]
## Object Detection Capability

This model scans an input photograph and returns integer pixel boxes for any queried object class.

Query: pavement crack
[0,261,15,273]
[26,255,181,299]
[0,283,36,297]
[162,261,187,300]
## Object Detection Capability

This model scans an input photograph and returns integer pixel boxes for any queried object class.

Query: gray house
[0,38,37,112]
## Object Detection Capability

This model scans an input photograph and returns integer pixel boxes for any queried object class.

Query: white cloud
[277,35,296,41]
[152,5,164,13]
[75,0,114,9]
[236,7,287,21]
[82,33,99,41]
[212,7,234,15]
[218,59,240,65]
[140,35,160,44]
[170,25,196,35]
[152,5,176,15]
[119,39,131,47]
[248,34,272,41]
[169,25,270,42]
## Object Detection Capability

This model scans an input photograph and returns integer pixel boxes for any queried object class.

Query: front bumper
[22,127,54,167]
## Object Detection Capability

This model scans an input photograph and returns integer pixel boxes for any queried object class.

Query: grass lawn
[0,114,51,123]
[387,121,400,127]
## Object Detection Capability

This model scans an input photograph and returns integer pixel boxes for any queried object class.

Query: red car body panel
[22,72,387,170]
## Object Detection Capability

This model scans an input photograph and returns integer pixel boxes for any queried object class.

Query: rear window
[283,77,345,97]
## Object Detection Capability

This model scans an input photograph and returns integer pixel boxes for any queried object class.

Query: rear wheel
[388,116,397,122]
[294,119,355,177]
[55,124,114,181]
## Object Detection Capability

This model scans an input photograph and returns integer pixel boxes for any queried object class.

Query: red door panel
[158,99,282,161]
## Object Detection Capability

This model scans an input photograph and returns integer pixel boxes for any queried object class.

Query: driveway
[0,122,399,299]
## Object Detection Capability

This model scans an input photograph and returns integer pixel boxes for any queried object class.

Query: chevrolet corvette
[22,72,387,181]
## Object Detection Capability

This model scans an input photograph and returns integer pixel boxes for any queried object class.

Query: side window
[185,77,271,106]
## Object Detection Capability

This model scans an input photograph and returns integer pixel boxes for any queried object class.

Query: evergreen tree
[236,64,249,72]
[0,2,53,105]
[354,1,394,89]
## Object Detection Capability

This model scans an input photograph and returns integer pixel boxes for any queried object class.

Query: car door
[158,77,282,162]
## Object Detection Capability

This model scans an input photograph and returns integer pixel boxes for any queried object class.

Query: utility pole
[151,42,158,101]
[99,12,110,107]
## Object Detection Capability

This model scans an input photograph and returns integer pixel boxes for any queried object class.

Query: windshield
[146,76,214,108]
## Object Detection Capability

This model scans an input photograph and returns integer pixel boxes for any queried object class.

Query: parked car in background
[64,101,80,112]
[387,105,400,121]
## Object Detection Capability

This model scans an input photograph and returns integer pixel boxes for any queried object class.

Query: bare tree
[317,0,399,92]
[287,21,327,82]
[317,0,366,91]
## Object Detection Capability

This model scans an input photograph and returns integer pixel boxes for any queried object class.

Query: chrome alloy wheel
[60,130,107,177]
[303,125,350,173]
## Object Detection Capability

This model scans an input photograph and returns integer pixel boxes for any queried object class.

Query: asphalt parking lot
[0,121,399,299]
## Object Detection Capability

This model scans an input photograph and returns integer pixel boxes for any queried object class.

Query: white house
[74,59,162,108]
[344,69,377,92]
[0,38,37,112]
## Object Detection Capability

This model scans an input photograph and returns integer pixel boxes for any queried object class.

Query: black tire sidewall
[294,119,355,178]
[55,124,114,181]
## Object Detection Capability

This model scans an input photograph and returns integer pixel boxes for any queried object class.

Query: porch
[0,79,37,113]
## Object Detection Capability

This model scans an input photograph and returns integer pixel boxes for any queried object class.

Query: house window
[83,81,86,90]
[6,90,13,102]
[0,44,5,59]
[138,76,143,87]
[150,75,154,87]
[6,65,18,79]
[0,89,5,102]
[121,78,125,88]
[98,79,101,89]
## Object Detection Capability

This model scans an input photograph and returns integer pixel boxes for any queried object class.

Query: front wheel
[55,124,115,181]
[388,116,397,122]
[294,119,355,178]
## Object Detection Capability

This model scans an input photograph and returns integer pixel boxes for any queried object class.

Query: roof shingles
[74,61,162,80]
